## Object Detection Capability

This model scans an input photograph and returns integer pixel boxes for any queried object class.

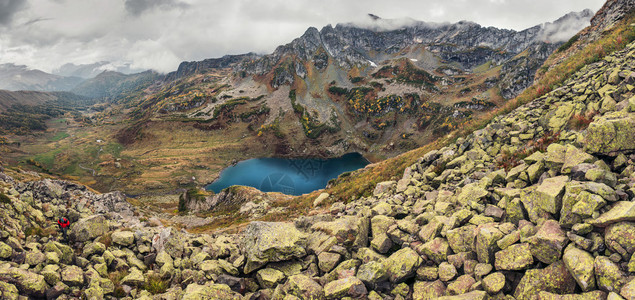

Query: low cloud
[0,0,27,26]
[124,0,189,16]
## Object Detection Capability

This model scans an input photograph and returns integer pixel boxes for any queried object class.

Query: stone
[416,266,438,281]
[535,176,569,214]
[242,222,307,273]
[438,262,457,282]
[256,268,284,289]
[282,274,324,300]
[457,183,489,207]
[121,268,145,286]
[323,277,367,299]
[537,290,608,299]
[82,242,106,258]
[475,224,504,264]
[571,191,606,217]
[413,280,445,300]
[605,222,635,257]
[0,281,19,299]
[422,237,450,264]
[530,220,567,264]
[514,261,576,300]
[446,225,476,253]
[312,216,369,249]
[41,264,60,285]
[497,231,520,249]
[61,266,84,287]
[595,256,626,293]
[357,261,388,284]
[0,242,12,259]
[70,214,109,242]
[563,246,595,291]
[384,247,422,283]
[0,265,47,297]
[592,202,635,226]
[584,112,635,155]
[318,252,341,273]
[25,250,45,266]
[437,291,487,300]
[620,278,635,300]
[111,231,135,246]
[446,274,476,295]
[495,243,533,270]
[483,272,505,294]
[561,145,595,174]
[182,283,241,300]
[313,193,330,207]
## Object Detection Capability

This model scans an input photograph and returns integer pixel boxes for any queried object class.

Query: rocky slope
[0,64,84,92]
[1,15,635,299]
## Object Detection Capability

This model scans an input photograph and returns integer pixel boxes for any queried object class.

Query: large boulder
[182,283,241,300]
[312,216,369,249]
[242,222,307,273]
[595,256,626,293]
[323,277,367,299]
[562,246,596,291]
[0,264,48,297]
[495,243,533,270]
[534,176,569,214]
[604,222,635,257]
[384,247,422,283]
[592,202,635,227]
[530,220,567,264]
[111,231,135,247]
[281,274,324,300]
[584,111,635,155]
[61,266,84,287]
[514,261,576,300]
[70,215,109,242]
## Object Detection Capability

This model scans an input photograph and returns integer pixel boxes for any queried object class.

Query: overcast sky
[0,0,606,74]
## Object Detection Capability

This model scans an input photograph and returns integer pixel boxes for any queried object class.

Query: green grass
[50,131,69,142]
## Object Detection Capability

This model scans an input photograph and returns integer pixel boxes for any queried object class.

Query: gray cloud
[0,0,606,74]
[0,0,27,25]
[124,0,189,16]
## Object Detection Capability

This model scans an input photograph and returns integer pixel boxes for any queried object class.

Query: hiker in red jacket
[57,217,70,241]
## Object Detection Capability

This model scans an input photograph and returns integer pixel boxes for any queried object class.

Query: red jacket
[58,218,70,228]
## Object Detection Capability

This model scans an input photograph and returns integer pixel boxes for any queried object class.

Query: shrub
[98,233,113,248]
[144,273,169,294]
[566,113,595,131]
[0,192,10,204]
[557,34,579,53]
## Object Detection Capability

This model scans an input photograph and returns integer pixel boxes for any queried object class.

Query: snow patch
[368,60,377,67]
[410,59,418,62]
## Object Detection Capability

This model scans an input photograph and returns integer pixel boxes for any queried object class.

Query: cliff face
[238,10,592,99]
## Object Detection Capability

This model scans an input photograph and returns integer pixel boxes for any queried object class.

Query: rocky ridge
[1,32,635,300]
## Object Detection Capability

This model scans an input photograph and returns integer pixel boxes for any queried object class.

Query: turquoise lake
[205,153,370,196]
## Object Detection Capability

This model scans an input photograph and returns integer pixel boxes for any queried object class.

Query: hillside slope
[0,38,634,299]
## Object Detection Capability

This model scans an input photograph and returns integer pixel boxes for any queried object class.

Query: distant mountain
[53,62,145,79]
[0,64,84,92]
[0,89,86,111]
[71,70,160,100]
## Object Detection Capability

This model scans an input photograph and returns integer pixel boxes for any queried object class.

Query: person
[57,217,70,241]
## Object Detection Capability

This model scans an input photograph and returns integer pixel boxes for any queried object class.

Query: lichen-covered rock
[422,237,450,264]
[182,283,241,300]
[495,243,533,270]
[592,202,635,226]
[584,111,635,155]
[483,272,505,294]
[256,268,285,289]
[111,231,135,246]
[61,265,84,287]
[446,225,477,253]
[530,220,567,264]
[70,214,108,242]
[475,224,504,264]
[0,242,12,259]
[0,281,19,300]
[562,246,595,291]
[0,264,48,297]
[357,261,388,285]
[413,280,445,300]
[446,274,476,295]
[282,274,325,300]
[121,268,145,286]
[242,222,307,273]
[595,256,626,293]
[384,247,422,283]
[323,277,367,299]
[312,216,369,249]
[514,261,576,300]
[604,222,635,258]
[535,176,569,214]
